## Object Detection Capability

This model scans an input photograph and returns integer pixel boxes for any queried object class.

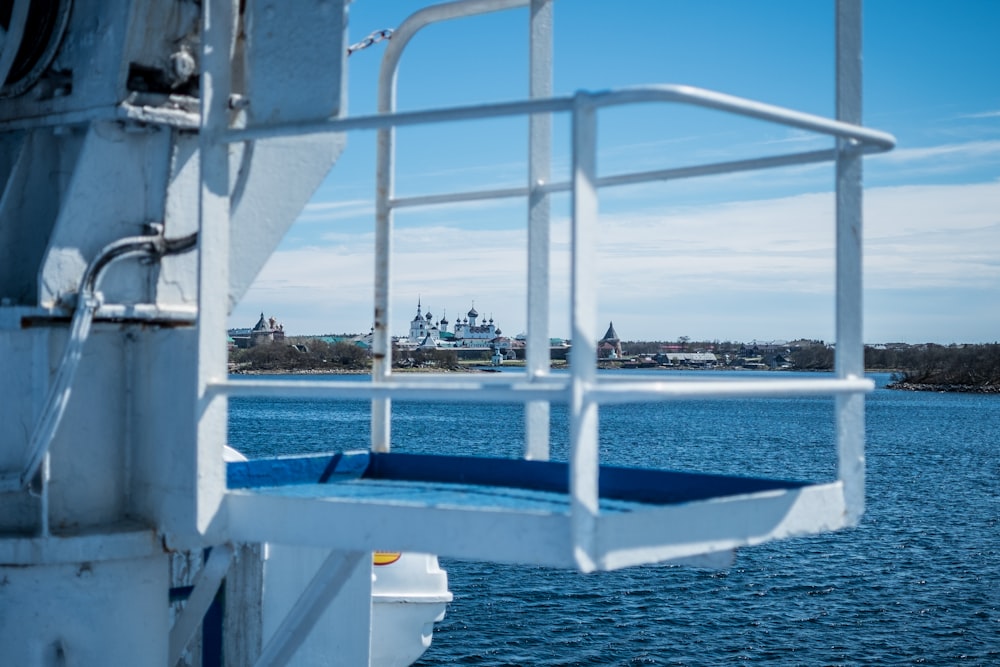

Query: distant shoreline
[884,381,1000,394]
[228,366,1000,394]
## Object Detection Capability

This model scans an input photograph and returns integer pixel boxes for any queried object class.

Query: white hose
[0,230,197,492]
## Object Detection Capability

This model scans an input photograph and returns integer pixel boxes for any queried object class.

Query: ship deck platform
[224,452,836,571]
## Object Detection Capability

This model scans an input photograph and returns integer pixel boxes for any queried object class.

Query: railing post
[525,0,553,461]
[372,86,395,453]
[835,0,866,524]
[569,93,600,571]
[371,7,403,454]
[193,0,233,538]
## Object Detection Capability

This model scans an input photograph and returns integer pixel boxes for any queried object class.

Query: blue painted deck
[227,452,810,513]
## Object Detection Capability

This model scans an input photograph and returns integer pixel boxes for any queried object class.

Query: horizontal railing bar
[593,85,895,149]
[366,371,541,383]
[225,96,574,143]
[211,376,872,403]
[590,377,875,404]
[594,148,840,189]
[308,371,866,385]
[389,148,842,210]
[391,185,529,209]
[224,84,895,151]
[213,379,566,403]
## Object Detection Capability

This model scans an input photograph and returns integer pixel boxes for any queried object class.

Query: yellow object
[373,551,401,566]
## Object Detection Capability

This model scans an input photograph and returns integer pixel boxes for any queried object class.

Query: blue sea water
[228,371,1000,665]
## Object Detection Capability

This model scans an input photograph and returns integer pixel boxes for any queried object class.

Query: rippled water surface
[229,371,1000,665]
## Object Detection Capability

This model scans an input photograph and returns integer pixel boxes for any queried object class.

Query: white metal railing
[202,0,892,557]
[225,87,894,149]
[217,376,874,404]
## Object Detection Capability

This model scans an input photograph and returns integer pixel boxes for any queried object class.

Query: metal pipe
[590,377,874,403]
[378,0,528,97]
[218,378,569,403]
[0,230,198,492]
[569,93,601,572]
[525,0,554,461]
[586,85,895,149]
[834,0,867,525]
[225,85,895,151]
[388,148,843,210]
[214,376,873,402]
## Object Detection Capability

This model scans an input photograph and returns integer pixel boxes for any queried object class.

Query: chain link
[347,29,394,56]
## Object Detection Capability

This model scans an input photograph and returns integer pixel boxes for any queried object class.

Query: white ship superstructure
[0,1,893,665]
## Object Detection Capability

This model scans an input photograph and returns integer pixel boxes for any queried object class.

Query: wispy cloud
[233,180,999,343]
[864,183,1000,290]
[296,199,373,224]
[870,139,1000,164]
[956,110,1000,120]
[746,130,829,149]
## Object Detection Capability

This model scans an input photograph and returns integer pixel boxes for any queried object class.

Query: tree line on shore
[869,343,1000,390]
[229,337,370,372]
[229,338,461,372]
[786,342,1000,388]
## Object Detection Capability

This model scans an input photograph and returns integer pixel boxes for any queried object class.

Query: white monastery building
[404,300,512,354]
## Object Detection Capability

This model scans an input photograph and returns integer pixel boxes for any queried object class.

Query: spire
[602,321,619,342]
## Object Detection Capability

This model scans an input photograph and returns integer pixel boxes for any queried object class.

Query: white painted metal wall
[0,0,350,663]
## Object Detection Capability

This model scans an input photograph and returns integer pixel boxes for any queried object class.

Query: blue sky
[230,0,999,344]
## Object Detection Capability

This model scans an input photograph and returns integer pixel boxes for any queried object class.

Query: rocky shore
[886,381,1000,394]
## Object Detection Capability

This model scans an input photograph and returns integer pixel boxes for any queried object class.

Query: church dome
[467,306,478,318]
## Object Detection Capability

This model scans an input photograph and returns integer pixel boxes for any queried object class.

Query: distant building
[402,300,512,355]
[229,312,285,349]
[598,322,623,359]
[658,350,719,367]
[736,340,793,368]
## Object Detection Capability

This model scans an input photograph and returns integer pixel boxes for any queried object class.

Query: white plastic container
[372,552,453,667]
